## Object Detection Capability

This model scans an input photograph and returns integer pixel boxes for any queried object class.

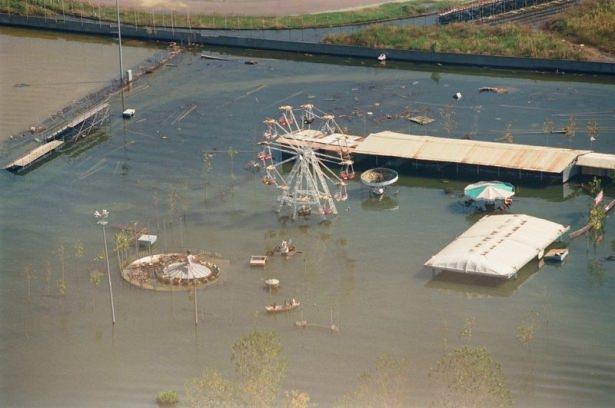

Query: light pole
[95,209,116,324]
[115,0,126,112]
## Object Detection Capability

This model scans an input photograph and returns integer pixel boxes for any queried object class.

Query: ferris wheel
[257,104,355,219]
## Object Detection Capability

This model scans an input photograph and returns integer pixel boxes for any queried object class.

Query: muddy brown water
[1,26,615,407]
[0,26,159,142]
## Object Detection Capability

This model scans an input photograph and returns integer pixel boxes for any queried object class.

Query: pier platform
[275,130,615,183]
[4,140,64,173]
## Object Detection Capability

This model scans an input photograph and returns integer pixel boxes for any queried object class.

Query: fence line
[1,12,613,76]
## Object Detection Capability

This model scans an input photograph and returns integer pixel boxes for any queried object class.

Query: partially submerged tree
[231,330,287,407]
[186,330,292,408]
[339,354,413,407]
[429,346,512,408]
[285,390,310,408]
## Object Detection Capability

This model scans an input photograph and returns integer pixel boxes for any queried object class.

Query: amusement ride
[257,104,355,219]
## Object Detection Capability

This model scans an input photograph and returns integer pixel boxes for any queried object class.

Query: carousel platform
[121,252,221,291]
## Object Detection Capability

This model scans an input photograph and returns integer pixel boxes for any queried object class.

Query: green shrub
[155,390,179,406]
[324,23,586,60]
[546,0,615,54]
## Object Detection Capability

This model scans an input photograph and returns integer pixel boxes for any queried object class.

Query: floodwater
[0,27,158,141]
[1,29,615,407]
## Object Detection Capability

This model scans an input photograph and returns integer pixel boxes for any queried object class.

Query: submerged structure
[4,103,110,174]
[425,214,569,279]
[258,104,358,219]
[354,131,615,183]
[121,253,220,290]
[267,129,615,184]
[360,167,399,196]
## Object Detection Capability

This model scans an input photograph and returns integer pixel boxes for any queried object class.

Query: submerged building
[425,214,569,279]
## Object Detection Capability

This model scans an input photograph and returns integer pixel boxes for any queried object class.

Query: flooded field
[0,27,158,141]
[1,29,615,407]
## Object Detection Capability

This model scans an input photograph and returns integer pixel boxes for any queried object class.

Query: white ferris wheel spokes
[257,104,354,219]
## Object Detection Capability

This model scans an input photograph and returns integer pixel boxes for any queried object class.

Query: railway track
[481,0,578,26]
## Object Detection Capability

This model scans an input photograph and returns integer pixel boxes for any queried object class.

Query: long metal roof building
[425,214,569,279]
[355,131,589,177]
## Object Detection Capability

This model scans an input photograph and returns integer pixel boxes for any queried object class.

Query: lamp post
[95,209,116,324]
[115,0,126,112]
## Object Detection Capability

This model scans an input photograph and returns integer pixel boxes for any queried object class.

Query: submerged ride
[121,253,221,290]
[360,168,399,197]
[257,104,355,220]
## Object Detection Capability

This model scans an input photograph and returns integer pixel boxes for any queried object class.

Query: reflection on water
[425,260,542,298]
[0,26,158,141]
[360,195,399,211]
[1,31,615,407]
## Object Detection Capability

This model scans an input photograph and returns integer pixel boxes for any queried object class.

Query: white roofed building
[425,214,569,279]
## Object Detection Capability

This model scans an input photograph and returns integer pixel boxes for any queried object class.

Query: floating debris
[250,255,267,267]
[122,108,136,118]
[200,54,229,61]
[137,234,157,248]
[479,86,509,95]
[544,248,569,262]
[245,60,258,65]
[453,92,463,100]
[377,53,387,62]
[407,115,435,125]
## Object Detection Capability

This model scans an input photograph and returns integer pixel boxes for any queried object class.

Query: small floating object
[479,86,509,95]
[453,92,462,100]
[245,60,258,65]
[265,278,280,290]
[377,53,387,62]
[277,240,297,257]
[407,115,435,125]
[266,298,300,313]
[250,255,268,267]
[294,319,339,334]
[137,234,157,248]
[122,108,136,118]
[544,248,569,262]
[200,54,229,61]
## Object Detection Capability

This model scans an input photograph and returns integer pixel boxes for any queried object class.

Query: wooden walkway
[4,140,64,172]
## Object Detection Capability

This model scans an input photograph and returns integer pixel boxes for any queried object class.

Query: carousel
[121,252,221,291]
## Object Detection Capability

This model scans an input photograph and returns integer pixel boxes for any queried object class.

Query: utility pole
[115,0,125,112]
[194,282,198,325]
[95,209,116,325]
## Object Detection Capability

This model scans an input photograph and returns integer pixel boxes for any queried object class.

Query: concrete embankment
[1,13,614,75]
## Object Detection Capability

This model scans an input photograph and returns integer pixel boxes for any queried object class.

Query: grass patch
[323,23,587,60]
[155,390,179,406]
[545,0,615,54]
[0,0,469,30]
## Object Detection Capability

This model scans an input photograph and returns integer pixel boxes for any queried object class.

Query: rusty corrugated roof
[355,131,590,174]
[576,152,615,170]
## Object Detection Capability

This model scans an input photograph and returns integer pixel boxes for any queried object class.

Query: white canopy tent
[425,214,569,279]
